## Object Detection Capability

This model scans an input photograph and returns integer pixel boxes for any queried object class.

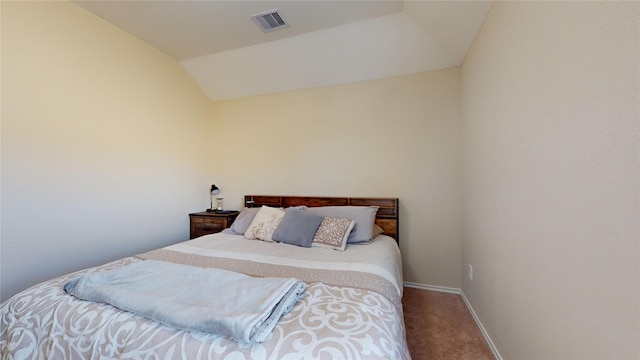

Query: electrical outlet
[468,264,473,282]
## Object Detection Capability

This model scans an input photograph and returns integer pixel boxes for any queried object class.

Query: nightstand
[189,211,240,239]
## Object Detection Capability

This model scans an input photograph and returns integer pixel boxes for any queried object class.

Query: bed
[1,195,410,359]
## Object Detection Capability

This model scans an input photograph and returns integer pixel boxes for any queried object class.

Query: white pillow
[244,206,286,242]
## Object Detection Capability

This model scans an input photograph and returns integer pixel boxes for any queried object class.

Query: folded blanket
[63,260,305,343]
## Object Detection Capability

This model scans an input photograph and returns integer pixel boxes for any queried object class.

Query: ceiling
[73,0,493,101]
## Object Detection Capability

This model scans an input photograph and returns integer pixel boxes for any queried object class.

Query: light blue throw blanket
[63,260,305,343]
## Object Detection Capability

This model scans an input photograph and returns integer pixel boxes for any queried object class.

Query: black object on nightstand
[189,211,239,239]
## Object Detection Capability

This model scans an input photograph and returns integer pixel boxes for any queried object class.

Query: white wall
[1,1,212,301]
[209,68,463,288]
[461,1,639,359]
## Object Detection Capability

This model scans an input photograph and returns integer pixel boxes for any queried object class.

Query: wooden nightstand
[189,211,240,239]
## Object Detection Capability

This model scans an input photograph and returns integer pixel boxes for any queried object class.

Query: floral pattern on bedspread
[1,257,410,360]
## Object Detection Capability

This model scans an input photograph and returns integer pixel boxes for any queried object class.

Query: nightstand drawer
[192,217,224,234]
[189,211,239,239]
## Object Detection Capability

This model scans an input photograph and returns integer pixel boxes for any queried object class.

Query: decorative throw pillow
[244,206,286,242]
[272,209,324,247]
[373,224,385,239]
[230,207,260,235]
[307,206,379,243]
[312,217,356,251]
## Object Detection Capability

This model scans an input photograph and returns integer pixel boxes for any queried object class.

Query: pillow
[244,206,286,242]
[230,207,260,235]
[307,206,379,243]
[312,217,356,251]
[373,224,385,238]
[272,209,324,247]
[286,205,308,211]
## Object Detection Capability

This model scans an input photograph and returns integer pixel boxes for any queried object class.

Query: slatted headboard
[244,195,399,243]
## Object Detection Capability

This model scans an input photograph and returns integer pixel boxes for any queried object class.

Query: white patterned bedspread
[1,235,410,359]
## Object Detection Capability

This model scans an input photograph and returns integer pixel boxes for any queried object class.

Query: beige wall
[461,1,639,359]
[0,1,212,301]
[210,68,462,288]
[0,1,464,299]
[5,1,637,357]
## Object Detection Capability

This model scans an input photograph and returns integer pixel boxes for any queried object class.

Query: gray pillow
[306,206,379,243]
[272,209,324,247]
[229,207,260,235]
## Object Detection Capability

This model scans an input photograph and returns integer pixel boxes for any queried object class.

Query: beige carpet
[402,287,495,360]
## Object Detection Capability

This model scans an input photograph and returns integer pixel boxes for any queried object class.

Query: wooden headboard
[244,195,399,243]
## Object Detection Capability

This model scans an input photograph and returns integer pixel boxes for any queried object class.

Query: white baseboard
[403,281,461,294]
[460,291,503,360]
[403,282,503,360]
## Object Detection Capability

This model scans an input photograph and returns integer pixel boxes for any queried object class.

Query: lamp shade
[210,184,220,195]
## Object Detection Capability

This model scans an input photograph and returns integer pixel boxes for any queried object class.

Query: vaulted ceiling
[73,0,492,101]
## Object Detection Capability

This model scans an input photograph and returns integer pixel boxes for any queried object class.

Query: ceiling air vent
[251,9,288,32]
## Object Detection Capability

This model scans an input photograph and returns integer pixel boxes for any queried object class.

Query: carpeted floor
[402,287,495,360]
